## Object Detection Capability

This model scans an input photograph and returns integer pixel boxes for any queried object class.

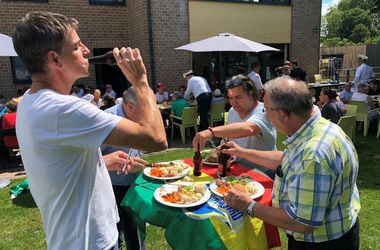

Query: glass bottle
[88,51,116,65]
[217,143,230,177]
[193,145,202,176]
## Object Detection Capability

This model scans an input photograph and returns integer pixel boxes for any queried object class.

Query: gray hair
[264,77,313,117]
[13,12,79,75]
[122,86,137,105]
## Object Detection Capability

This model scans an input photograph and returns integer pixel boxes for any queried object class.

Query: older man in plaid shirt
[222,77,360,250]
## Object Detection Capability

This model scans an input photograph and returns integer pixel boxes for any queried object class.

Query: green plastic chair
[170,106,198,144]
[349,101,379,136]
[345,104,357,116]
[337,115,357,143]
[208,102,226,127]
[224,112,229,125]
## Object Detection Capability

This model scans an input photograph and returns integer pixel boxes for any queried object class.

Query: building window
[205,0,290,4]
[89,0,125,5]
[10,57,31,84]
[9,0,48,2]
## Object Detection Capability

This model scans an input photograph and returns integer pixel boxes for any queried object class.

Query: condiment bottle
[88,51,116,65]
[217,143,230,177]
[193,145,202,176]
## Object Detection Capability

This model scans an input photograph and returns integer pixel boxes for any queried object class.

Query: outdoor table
[121,158,281,250]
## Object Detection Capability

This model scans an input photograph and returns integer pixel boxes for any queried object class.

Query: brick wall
[0,0,132,98]
[290,0,321,82]
[151,0,191,93]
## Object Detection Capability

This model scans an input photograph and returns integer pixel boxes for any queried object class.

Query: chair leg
[363,120,369,136]
[180,126,186,144]
[171,124,174,139]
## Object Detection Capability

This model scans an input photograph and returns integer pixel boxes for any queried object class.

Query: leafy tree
[349,24,370,43]
[321,0,380,46]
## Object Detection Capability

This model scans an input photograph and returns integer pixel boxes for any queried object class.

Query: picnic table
[121,158,281,250]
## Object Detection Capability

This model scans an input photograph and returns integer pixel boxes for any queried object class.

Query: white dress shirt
[352,63,374,91]
[184,76,211,99]
[247,71,264,90]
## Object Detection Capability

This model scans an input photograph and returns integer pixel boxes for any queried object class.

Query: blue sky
[322,0,341,16]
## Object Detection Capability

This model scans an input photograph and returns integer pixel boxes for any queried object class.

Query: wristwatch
[246,200,257,216]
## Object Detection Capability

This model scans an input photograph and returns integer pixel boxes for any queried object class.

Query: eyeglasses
[262,107,281,113]
[262,106,290,115]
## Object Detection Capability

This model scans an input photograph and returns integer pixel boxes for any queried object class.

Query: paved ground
[0,133,194,180]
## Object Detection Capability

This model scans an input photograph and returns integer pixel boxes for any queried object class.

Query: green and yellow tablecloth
[121,158,281,250]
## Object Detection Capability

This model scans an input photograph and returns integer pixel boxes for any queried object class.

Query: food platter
[143,160,191,180]
[154,182,211,208]
[209,176,265,199]
[201,149,218,166]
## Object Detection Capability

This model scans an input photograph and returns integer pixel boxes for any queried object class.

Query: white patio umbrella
[0,33,18,57]
[175,33,279,52]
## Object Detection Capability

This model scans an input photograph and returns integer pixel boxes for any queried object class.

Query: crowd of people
[3,10,377,250]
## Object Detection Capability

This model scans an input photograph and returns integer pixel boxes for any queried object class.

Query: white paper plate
[154,182,211,208]
[209,178,265,199]
[143,160,191,180]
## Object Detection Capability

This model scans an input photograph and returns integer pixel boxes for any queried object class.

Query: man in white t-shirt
[352,54,374,92]
[192,74,276,178]
[13,12,167,250]
[183,70,213,130]
[247,63,264,92]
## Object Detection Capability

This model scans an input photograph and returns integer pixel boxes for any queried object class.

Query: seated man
[155,82,169,104]
[2,98,19,149]
[351,83,377,110]
[171,91,189,117]
[368,79,380,95]
[211,89,225,104]
[339,82,353,104]
[192,74,276,178]
[351,83,378,120]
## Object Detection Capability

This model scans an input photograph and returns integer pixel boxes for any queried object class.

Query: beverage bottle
[88,51,116,65]
[193,145,202,176]
[217,143,230,177]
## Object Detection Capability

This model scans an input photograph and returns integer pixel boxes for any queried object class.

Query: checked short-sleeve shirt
[272,115,360,242]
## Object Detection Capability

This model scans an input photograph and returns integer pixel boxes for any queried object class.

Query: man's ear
[279,109,291,122]
[47,51,61,66]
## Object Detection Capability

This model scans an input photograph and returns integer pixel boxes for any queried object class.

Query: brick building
[0,0,321,99]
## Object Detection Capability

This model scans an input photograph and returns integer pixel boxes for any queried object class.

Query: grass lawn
[0,134,379,249]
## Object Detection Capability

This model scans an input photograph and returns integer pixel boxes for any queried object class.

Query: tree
[321,0,380,46]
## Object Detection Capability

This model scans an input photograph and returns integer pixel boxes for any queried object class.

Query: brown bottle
[217,144,230,177]
[88,51,116,65]
[193,145,202,176]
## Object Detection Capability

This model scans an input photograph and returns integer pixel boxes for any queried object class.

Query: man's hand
[128,157,148,173]
[222,141,243,158]
[192,129,213,151]
[113,47,147,86]
[223,188,252,212]
[103,150,129,173]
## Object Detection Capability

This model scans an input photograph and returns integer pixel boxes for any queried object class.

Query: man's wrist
[208,127,215,138]
[246,200,257,216]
